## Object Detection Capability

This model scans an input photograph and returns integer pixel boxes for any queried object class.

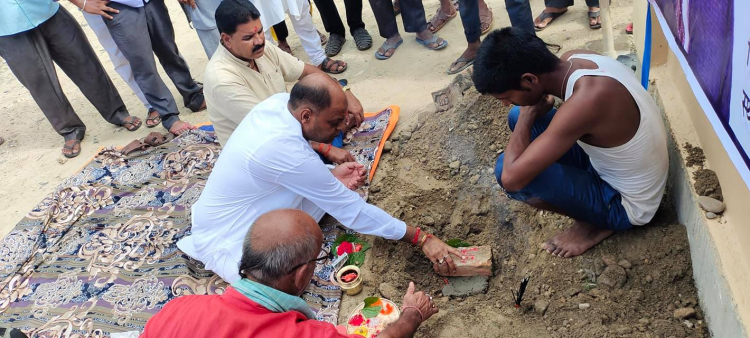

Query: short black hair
[215,0,261,35]
[289,82,332,112]
[473,27,561,94]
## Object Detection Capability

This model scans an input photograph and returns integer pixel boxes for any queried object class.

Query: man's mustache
[253,43,265,52]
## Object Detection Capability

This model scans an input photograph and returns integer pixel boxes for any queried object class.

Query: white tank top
[564,54,668,226]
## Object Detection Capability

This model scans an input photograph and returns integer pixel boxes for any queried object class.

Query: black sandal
[534,10,568,31]
[62,140,82,158]
[589,11,601,29]
[352,28,373,51]
[319,57,347,74]
[121,115,142,132]
[325,34,346,57]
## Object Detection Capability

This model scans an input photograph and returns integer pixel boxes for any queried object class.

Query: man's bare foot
[588,7,601,28]
[415,30,446,49]
[426,1,456,34]
[168,120,196,136]
[448,41,480,74]
[534,6,568,30]
[541,221,614,258]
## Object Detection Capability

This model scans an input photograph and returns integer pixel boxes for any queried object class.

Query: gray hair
[237,219,320,285]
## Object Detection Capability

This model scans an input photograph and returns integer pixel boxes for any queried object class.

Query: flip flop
[416,35,448,51]
[120,115,142,132]
[480,8,494,35]
[534,10,568,31]
[427,10,457,34]
[447,57,474,75]
[62,140,81,158]
[589,11,601,29]
[146,109,161,128]
[374,38,403,60]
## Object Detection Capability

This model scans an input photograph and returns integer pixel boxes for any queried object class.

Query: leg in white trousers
[288,0,327,66]
[82,13,152,110]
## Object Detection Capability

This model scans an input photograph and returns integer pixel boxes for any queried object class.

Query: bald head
[238,209,323,289]
[289,73,349,144]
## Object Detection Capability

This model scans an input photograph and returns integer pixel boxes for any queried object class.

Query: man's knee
[494,153,506,188]
[507,106,521,131]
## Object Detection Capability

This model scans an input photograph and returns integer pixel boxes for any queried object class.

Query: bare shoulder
[561,49,601,61]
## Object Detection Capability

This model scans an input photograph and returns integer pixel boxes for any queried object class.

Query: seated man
[206,0,360,163]
[145,209,438,337]
[473,28,668,257]
[178,74,461,283]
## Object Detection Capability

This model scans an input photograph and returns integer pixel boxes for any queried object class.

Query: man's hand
[70,0,119,19]
[331,162,366,190]
[520,94,555,121]
[401,282,438,322]
[177,0,197,9]
[325,146,355,164]
[344,91,364,129]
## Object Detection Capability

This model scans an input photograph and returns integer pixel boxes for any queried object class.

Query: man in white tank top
[472,28,668,258]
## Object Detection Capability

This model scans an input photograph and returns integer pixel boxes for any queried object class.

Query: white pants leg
[82,12,151,110]
[195,27,221,59]
[288,0,326,66]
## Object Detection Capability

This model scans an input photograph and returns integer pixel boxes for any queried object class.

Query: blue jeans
[494,107,632,231]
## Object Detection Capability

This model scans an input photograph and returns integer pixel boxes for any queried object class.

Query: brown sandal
[427,10,457,33]
[319,57,347,74]
[146,109,161,128]
[121,115,142,131]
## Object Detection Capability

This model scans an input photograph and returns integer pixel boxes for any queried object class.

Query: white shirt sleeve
[250,146,406,240]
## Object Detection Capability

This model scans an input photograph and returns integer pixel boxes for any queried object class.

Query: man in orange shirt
[143,209,438,338]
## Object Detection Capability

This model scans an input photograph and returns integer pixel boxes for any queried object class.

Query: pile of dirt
[682,142,723,201]
[344,80,707,337]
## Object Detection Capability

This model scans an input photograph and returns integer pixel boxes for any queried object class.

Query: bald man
[179,74,461,284]
[145,209,437,337]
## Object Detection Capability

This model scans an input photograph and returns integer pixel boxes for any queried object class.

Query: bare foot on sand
[541,221,614,258]
[169,120,196,136]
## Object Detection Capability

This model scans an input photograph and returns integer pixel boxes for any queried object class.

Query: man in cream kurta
[204,42,303,146]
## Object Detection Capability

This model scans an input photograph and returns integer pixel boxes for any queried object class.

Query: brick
[439,246,493,277]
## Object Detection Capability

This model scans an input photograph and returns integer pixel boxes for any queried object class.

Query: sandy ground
[0,0,633,237]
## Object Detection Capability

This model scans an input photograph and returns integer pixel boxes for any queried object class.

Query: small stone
[404,165,411,171]
[534,300,549,315]
[449,161,461,169]
[543,291,551,297]
[400,131,412,140]
[617,259,632,269]
[469,175,480,184]
[578,303,590,310]
[467,123,478,130]
[382,141,393,152]
[602,255,617,266]
[489,144,497,151]
[370,185,381,193]
[565,287,581,298]
[378,282,400,300]
[684,320,694,329]
[598,265,627,289]
[674,307,696,319]
[645,275,653,283]
[423,216,435,226]
[706,212,717,219]
[638,318,650,325]
[565,34,572,40]
[631,289,644,301]
[496,148,503,154]
[57,157,68,164]
[528,254,536,260]
[697,196,725,213]
[615,326,633,335]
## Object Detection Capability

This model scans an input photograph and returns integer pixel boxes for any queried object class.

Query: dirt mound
[683,142,722,201]
[345,78,707,337]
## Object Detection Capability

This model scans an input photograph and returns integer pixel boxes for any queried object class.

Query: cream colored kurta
[203,43,304,145]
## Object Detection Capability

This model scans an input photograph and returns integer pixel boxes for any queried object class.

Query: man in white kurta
[178,92,405,283]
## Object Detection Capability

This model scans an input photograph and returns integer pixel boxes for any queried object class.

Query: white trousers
[262,0,326,66]
[82,12,151,110]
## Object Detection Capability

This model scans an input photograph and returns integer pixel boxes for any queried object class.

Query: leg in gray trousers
[104,1,178,130]
[0,7,129,142]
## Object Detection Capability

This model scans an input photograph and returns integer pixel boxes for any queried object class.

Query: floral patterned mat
[0,107,397,337]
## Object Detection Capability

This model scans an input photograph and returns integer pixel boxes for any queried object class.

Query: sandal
[416,35,448,51]
[534,9,568,31]
[447,57,474,75]
[318,30,328,46]
[326,34,346,57]
[319,57,347,74]
[352,28,373,51]
[62,139,82,158]
[589,11,601,29]
[146,109,161,128]
[427,9,457,34]
[480,8,494,35]
[374,38,403,60]
[121,115,142,132]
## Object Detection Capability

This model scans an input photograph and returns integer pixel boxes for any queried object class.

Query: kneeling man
[473,28,668,257]
[205,0,359,163]
[179,74,460,283]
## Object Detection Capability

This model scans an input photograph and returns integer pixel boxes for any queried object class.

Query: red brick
[438,246,493,277]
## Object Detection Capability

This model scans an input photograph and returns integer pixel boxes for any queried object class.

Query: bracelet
[324,144,332,157]
[420,234,432,248]
[80,0,87,11]
[401,306,424,322]
[411,228,421,245]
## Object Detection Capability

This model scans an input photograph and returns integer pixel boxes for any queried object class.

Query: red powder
[348,314,364,326]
